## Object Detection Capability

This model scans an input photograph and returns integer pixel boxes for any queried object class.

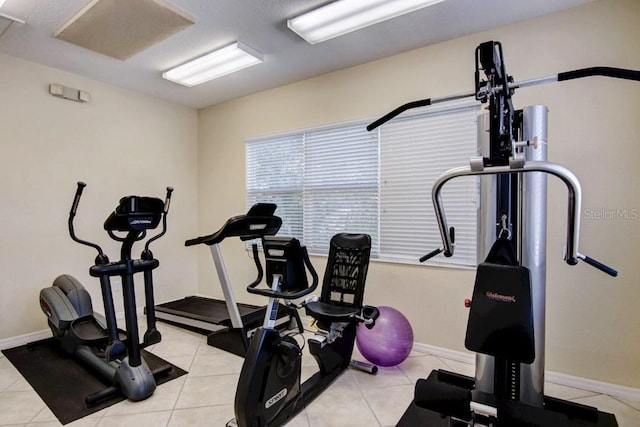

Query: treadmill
[154,203,291,357]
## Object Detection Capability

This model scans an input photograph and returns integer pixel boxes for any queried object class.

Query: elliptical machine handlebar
[70,181,87,217]
[69,181,105,258]
[68,182,173,259]
[423,161,618,277]
[144,186,174,252]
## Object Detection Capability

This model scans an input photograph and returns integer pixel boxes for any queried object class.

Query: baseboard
[0,308,146,352]
[545,371,640,402]
[411,342,640,401]
[412,342,475,364]
[0,329,52,351]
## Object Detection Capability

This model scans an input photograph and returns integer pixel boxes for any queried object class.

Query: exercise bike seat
[305,302,361,324]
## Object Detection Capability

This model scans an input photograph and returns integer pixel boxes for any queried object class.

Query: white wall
[0,54,199,338]
[197,0,640,388]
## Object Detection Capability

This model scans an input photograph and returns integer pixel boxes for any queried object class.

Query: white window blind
[246,100,480,267]
[380,101,479,267]
[303,124,379,254]
[246,133,303,238]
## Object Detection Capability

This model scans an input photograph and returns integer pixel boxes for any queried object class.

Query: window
[303,124,379,254]
[378,101,480,266]
[246,134,303,238]
[246,100,480,267]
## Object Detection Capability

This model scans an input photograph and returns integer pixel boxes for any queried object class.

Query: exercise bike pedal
[308,334,327,348]
[275,337,301,379]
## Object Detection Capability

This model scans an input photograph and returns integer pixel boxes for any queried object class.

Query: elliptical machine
[367,41,638,426]
[36,182,173,404]
[230,233,380,427]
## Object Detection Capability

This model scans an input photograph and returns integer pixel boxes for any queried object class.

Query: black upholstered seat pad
[305,301,359,321]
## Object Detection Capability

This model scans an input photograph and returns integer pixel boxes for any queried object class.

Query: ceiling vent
[54,0,194,60]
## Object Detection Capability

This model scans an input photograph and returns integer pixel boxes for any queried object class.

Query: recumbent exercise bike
[229,233,380,427]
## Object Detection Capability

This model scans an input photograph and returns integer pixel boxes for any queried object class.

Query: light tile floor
[1,321,639,426]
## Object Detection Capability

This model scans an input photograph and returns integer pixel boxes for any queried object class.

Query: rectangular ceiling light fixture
[162,41,263,87]
[0,0,26,40]
[288,0,446,44]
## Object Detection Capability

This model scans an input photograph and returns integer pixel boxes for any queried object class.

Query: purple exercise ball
[356,306,413,367]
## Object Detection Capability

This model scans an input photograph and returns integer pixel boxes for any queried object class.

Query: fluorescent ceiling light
[0,0,6,9]
[163,41,263,87]
[288,0,446,44]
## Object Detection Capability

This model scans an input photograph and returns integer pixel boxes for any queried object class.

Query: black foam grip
[414,378,471,419]
[70,181,87,216]
[581,255,618,277]
[557,67,640,82]
[367,98,431,131]
[419,248,443,263]
[164,187,174,213]
[184,237,201,246]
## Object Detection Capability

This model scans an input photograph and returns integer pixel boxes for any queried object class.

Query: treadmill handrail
[185,207,282,247]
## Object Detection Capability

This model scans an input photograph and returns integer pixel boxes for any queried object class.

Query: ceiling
[0,0,595,110]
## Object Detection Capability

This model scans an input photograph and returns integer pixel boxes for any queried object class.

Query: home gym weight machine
[36,182,173,404]
[154,203,293,357]
[368,41,639,426]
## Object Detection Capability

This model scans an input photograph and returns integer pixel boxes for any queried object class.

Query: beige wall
[0,54,199,339]
[197,0,640,388]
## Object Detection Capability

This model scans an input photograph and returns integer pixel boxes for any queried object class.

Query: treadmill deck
[155,296,266,331]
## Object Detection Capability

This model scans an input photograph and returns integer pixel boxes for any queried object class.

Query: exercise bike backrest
[247,236,319,300]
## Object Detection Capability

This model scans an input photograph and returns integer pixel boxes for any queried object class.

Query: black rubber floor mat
[2,341,187,425]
